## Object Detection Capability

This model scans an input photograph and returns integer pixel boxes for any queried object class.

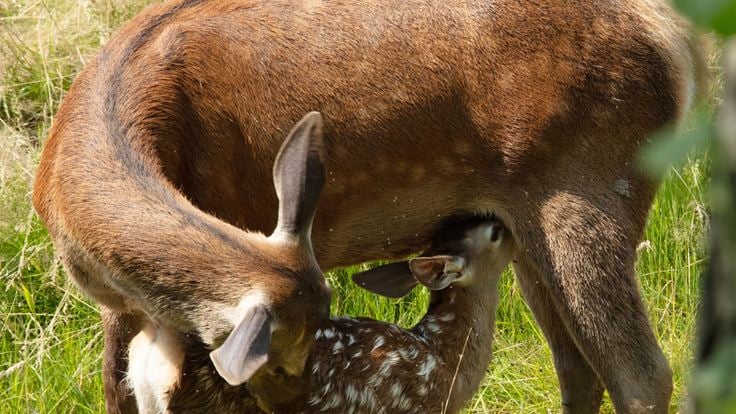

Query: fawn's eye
[489,224,502,243]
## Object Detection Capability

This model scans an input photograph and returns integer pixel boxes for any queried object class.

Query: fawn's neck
[412,281,499,409]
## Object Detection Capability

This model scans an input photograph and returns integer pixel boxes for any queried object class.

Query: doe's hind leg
[515,190,672,413]
[514,253,605,413]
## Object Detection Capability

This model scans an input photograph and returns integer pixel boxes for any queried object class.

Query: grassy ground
[0,0,711,412]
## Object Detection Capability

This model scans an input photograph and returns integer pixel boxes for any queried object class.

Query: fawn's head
[352,216,515,298]
[210,112,331,404]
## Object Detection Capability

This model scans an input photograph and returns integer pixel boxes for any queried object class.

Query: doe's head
[210,112,331,407]
[353,216,515,298]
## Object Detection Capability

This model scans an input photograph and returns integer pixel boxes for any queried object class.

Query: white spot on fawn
[438,313,455,322]
[368,373,383,387]
[308,394,322,406]
[321,392,343,410]
[309,382,331,405]
[424,322,442,334]
[345,384,359,403]
[418,355,437,379]
[372,335,385,351]
[401,346,419,360]
[378,357,395,377]
[395,395,412,410]
[385,350,400,364]
[391,383,403,398]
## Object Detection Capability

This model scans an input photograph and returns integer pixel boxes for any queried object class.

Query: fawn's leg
[514,190,672,413]
[514,254,604,413]
[101,307,144,414]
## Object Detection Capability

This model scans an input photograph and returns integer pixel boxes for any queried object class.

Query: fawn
[151,215,515,413]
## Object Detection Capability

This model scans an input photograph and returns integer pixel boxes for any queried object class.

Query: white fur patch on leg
[128,324,185,414]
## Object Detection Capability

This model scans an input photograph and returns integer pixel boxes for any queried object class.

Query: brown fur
[33,0,702,412]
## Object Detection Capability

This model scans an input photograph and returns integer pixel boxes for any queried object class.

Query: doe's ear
[409,255,466,290]
[210,303,272,386]
[352,261,418,298]
[272,111,326,240]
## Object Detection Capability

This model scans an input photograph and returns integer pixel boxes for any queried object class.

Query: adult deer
[33,0,703,413]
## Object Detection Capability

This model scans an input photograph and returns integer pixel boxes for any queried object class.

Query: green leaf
[694,340,736,413]
[20,282,35,314]
[640,108,712,177]
[674,0,736,36]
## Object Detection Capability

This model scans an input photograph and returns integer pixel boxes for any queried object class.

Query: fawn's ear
[409,255,466,290]
[210,303,272,386]
[271,111,326,241]
[352,261,419,298]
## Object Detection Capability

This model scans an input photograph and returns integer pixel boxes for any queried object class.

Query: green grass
[0,1,712,412]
